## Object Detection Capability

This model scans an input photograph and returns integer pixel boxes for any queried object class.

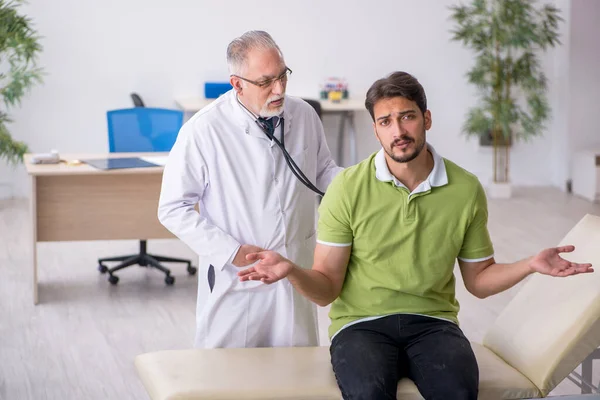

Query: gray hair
[226,30,284,75]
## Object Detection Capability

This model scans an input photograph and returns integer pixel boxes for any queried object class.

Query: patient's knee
[335,378,397,400]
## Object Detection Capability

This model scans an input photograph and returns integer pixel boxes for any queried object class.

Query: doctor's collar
[236,94,284,122]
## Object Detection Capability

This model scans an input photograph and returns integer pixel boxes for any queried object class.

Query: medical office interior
[1,0,600,399]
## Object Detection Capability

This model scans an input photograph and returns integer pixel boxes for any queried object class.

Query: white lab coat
[158,90,342,348]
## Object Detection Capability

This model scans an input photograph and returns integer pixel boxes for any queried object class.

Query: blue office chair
[130,92,145,107]
[98,107,197,285]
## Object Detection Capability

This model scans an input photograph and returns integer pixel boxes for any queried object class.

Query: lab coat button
[274,177,279,183]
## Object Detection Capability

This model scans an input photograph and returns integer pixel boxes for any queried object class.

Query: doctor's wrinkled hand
[237,250,293,284]
[231,244,265,267]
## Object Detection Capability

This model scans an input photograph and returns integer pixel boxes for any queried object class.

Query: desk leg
[347,111,357,165]
[30,175,38,305]
[337,113,346,166]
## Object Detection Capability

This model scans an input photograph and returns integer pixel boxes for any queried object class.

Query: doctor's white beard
[259,95,285,118]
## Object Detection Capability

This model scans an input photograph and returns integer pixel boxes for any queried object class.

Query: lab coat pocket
[207,264,215,293]
[203,261,256,298]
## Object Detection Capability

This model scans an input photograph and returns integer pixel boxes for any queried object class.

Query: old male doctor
[158,30,342,348]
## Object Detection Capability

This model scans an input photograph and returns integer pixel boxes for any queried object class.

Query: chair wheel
[187,265,197,275]
[165,275,175,285]
[98,264,108,274]
[108,275,119,285]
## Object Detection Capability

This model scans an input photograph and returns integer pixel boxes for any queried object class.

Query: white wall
[550,0,572,190]
[550,0,600,190]
[566,0,600,163]
[0,0,586,198]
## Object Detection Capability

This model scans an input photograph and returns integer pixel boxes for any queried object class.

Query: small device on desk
[31,150,60,164]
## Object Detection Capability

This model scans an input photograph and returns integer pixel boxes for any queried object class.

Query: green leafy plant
[0,0,43,165]
[449,0,562,183]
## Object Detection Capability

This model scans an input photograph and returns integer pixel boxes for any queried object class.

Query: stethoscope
[255,116,325,197]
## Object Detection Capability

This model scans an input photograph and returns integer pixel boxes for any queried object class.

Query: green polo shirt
[317,146,494,339]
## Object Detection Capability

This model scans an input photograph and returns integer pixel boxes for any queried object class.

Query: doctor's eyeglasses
[232,67,292,90]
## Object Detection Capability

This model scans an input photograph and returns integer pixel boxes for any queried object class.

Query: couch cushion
[135,343,540,400]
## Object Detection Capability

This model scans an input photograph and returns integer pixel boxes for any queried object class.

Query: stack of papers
[139,156,168,166]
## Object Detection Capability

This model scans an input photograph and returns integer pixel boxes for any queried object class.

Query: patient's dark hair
[365,71,427,120]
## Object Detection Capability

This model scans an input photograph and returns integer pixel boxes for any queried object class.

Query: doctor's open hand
[237,250,294,284]
[528,245,593,277]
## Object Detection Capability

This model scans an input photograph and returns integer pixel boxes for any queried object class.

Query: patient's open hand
[237,250,294,284]
[529,245,593,277]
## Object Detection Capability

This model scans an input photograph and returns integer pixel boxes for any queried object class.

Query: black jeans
[330,314,478,400]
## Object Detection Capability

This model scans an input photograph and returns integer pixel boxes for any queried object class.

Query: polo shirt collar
[375,143,448,192]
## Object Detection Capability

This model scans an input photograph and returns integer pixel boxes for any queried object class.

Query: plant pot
[479,130,512,147]
[487,182,512,199]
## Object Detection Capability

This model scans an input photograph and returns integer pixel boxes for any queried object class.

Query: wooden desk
[25,153,173,304]
[174,97,365,166]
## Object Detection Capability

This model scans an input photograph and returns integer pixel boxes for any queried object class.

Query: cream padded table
[134,344,541,400]
[24,152,173,304]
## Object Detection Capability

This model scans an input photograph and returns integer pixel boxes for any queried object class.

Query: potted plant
[0,0,43,165]
[449,0,562,198]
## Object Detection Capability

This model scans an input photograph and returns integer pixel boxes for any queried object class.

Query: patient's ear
[424,110,432,130]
